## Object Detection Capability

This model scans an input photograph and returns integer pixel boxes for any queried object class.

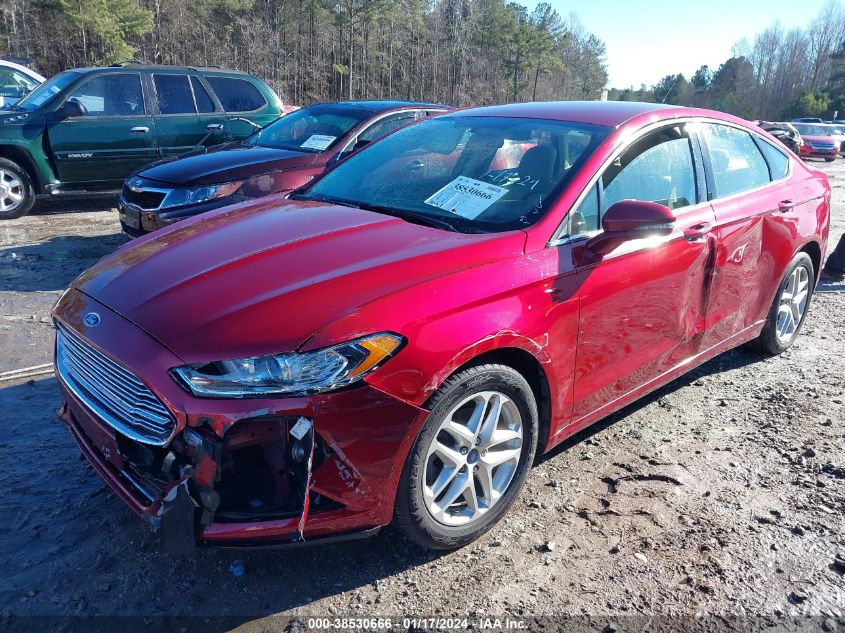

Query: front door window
[602,125,697,211]
[65,74,145,117]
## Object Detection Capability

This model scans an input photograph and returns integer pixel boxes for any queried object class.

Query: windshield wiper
[291,193,462,232]
[290,192,363,209]
[351,202,464,233]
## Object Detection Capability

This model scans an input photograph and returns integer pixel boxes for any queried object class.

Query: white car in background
[0,60,45,108]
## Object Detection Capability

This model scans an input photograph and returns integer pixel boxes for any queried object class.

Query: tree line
[0,0,609,107]
[610,0,845,121]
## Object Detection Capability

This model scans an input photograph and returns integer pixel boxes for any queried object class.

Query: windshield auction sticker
[424,176,509,220]
[300,134,337,151]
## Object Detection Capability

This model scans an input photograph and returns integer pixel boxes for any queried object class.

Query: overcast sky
[529,0,832,88]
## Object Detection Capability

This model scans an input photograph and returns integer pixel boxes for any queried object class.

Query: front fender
[306,246,581,440]
[0,137,56,189]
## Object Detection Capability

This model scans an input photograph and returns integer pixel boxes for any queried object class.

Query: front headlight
[160,181,244,209]
[170,333,404,398]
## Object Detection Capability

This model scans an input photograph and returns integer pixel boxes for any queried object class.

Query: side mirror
[585,199,675,255]
[55,100,86,120]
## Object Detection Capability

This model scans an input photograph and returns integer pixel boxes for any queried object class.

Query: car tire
[826,157,836,162]
[394,363,538,550]
[0,157,35,219]
[749,251,815,355]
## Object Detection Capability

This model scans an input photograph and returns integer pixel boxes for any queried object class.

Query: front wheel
[0,158,35,219]
[394,364,538,550]
[826,157,836,162]
[750,252,814,355]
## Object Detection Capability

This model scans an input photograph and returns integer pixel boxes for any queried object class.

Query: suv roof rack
[110,59,149,67]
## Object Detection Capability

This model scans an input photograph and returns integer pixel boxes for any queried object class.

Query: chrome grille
[121,183,168,210]
[56,323,175,446]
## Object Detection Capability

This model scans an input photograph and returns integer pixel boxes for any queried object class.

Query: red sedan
[793,123,840,161]
[53,102,830,552]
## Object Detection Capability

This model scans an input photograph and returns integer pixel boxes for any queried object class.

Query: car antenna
[661,76,679,104]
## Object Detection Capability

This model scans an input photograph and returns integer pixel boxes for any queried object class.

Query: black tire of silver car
[394,363,538,550]
[0,158,35,220]
[751,251,815,355]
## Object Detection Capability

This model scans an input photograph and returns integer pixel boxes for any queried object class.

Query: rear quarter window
[205,76,266,112]
[756,138,790,179]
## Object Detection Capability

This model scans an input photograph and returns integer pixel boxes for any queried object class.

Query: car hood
[72,199,525,363]
[138,143,322,187]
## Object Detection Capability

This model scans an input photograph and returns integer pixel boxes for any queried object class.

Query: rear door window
[701,123,771,197]
[153,74,195,114]
[190,77,215,113]
[205,77,266,112]
[65,74,145,116]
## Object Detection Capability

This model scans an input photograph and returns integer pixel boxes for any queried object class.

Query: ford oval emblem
[83,312,101,327]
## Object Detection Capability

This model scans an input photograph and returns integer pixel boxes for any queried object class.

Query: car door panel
[46,73,157,187]
[150,73,206,158]
[570,205,716,420]
[702,191,771,347]
[697,123,798,349]
[190,76,229,148]
[568,124,716,421]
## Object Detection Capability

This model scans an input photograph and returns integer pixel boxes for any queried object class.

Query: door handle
[684,222,712,241]
[777,199,796,213]
[130,126,149,134]
[206,123,224,131]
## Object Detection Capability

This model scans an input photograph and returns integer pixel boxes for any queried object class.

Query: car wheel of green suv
[0,158,35,220]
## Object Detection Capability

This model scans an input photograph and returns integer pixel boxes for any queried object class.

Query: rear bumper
[53,290,429,548]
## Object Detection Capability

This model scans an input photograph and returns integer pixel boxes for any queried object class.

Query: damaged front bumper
[54,290,428,552]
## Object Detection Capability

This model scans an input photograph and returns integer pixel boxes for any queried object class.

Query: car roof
[67,64,254,76]
[443,101,675,127]
[0,59,46,81]
[325,100,449,112]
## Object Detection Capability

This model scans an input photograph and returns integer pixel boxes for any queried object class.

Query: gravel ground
[0,163,844,632]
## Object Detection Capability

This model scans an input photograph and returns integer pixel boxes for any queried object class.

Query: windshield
[297,115,609,233]
[14,70,80,111]
[246,105,370,152]
[794,124,832,136]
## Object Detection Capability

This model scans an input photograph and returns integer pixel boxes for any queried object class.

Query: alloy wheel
[776,264,810,345]
[0,168,24,213]
[423,390,524,526]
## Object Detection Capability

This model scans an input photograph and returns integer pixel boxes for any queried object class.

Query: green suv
[0,64,283,219]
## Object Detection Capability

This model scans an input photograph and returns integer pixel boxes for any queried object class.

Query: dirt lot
[1,164,844,632]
